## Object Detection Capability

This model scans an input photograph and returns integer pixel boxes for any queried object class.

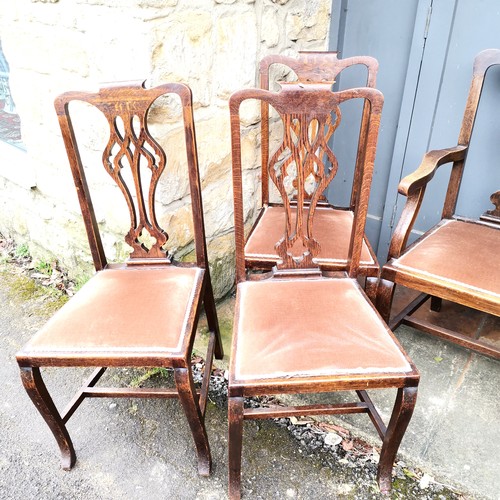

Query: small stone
[109,403,117,410]
[419,473,433,489]
[285,488,296,498]
[324,432,342,447]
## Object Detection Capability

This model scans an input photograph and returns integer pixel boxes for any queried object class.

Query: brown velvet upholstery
[18,267,203,364]
[245,206,375,267]
[232,278,410,383]
[392,220,500,297]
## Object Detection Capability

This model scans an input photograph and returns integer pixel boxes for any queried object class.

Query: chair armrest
[398,145,467,196]
[386,145,467,260]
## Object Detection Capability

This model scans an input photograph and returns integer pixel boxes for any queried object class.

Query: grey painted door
[330,0,500,261]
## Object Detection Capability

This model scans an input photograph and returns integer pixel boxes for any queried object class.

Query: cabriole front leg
[174,367,212,476]
[377,386,418,494]
[19,366,76,470]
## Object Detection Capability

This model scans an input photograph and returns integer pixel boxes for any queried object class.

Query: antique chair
[243,52,380,299]
[16,82,223,475]
[228,80,419,498]
[377,49,500,360]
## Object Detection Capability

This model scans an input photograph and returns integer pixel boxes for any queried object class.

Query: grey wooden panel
[327,0,419,250]
[378,0,500,257]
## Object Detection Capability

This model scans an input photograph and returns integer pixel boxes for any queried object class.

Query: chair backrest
[230,82,384,283]
[444,48,500,218]
[54,81,208,271]
[259,52,379,209]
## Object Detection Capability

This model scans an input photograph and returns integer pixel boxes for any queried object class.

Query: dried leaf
[341,439,354,451]
[317,422,350,438]
[403,468,418,479]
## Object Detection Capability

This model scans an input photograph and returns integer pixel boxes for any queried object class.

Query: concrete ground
[1,266,498,500]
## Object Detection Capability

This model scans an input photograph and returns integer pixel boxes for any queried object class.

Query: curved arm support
[387,145,468,260]
[398,145,467,196]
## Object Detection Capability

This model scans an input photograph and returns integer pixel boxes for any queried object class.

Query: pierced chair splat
[245,51,380,297]
[377,49,500,360]
[16,81,223,475]
[228,80,419,499]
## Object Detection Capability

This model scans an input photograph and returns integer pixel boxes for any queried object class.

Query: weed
[35,260,53,275]
[15,243,30,258]
[130,367,171,388]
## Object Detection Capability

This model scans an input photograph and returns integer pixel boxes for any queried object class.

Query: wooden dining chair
[244,52,380,299]
[16,81,223,475]
[377,49,500,360]
[228,80,419,498]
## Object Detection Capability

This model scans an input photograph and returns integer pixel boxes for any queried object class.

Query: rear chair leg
[204,279,224,360]
[228,396,244,500]
[174,367,212,476]
[376,279,396,323]
[430,295,442,312]
[19,367,76,470]
[377,386,418,494]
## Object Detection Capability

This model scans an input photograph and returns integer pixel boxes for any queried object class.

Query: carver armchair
[243,52,380,299]
[228,78,419,498]
[16,82,223,475]
[377,49,500,359]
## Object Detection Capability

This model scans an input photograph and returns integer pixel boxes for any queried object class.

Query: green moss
[0,269,68,317]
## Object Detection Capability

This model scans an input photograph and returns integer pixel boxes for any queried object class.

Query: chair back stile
[444,49,500,219]
[230,83,383,283]
[54,82,208,270]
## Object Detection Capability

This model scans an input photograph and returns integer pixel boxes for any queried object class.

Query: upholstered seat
[390,220,500,299]
[245,206,376,269]
[17,267,204,365]
[231,278,411,384]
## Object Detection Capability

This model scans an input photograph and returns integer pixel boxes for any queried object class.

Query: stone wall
[0,0,331,298]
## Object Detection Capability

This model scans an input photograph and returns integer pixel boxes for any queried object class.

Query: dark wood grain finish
[243,52,380,286]
[16,81,223,474]
[377,49,500,359]
[231,83,383,283]
[228,69,419,498]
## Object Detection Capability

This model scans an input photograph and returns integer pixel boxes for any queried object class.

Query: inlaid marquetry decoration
[268,83,340,269]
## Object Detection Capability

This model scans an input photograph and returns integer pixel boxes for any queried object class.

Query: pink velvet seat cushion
[394,220,500,297]
[244,206,375,266]
[232,278,411,382]
[18,266,203,362]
